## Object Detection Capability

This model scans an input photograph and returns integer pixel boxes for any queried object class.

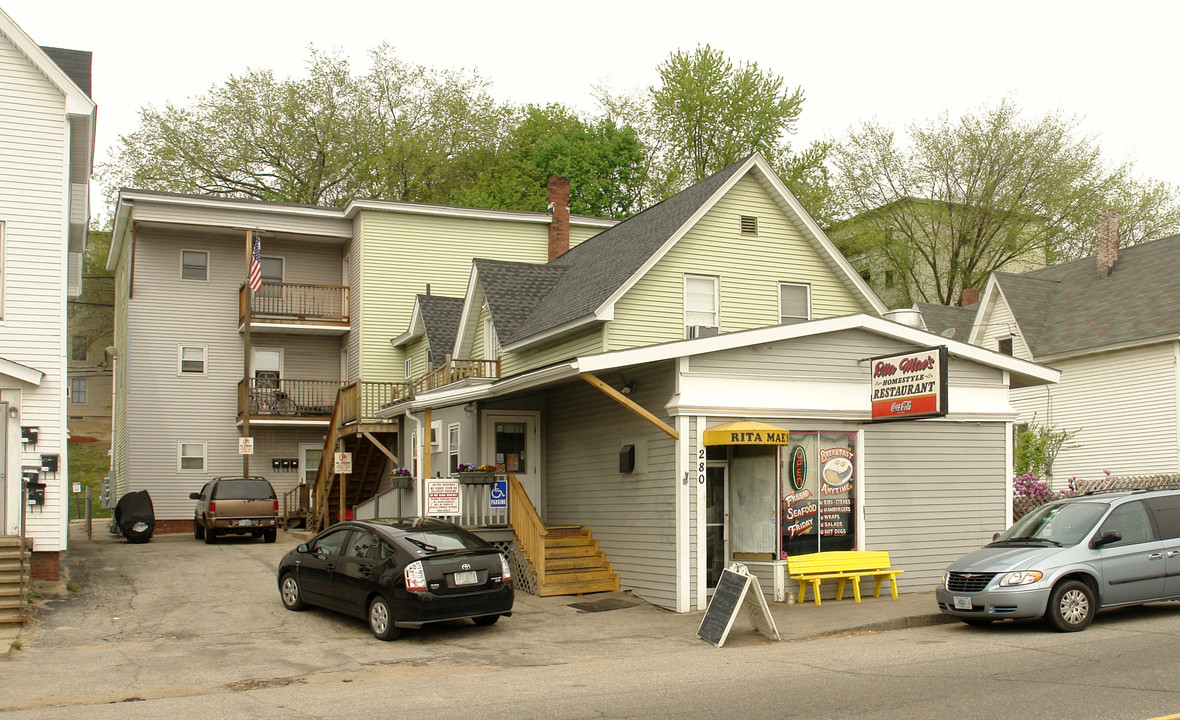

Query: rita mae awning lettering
[702,421,790,446]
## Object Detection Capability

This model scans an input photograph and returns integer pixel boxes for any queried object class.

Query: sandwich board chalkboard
[696,564,781,647]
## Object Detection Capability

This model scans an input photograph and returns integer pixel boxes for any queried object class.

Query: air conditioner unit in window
[686,325,719,339]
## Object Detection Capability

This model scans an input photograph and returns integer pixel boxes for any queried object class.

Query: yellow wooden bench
[787,551,904,605]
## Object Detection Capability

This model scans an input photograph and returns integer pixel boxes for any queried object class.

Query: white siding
[1011,342,1180,486]
[863,421,1009,589]
[545,363,680,608]
[977,289,1032,360]
[0,31,71,548]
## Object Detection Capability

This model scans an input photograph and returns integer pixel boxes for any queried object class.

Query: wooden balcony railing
[239,282,349,326]
[411,357,500,396]
[337,381,413,424]
[237,378,346,419]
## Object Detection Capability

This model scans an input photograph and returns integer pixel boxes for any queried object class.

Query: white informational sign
[334,452,353,474]
[238,437,254,455]
[72,482,82,493]
[425,478,461,516]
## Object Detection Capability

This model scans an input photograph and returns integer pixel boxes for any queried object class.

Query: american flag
[248,232,262,293]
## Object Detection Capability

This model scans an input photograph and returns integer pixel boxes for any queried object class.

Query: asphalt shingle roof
[473,259,568,343]
[914,302,977,341]
[997,234,1180,357]
[499,156,752,344]
[40,46,92,98]
[415,294,464,362]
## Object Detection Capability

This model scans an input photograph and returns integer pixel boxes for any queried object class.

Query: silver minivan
[936,489,1180,631]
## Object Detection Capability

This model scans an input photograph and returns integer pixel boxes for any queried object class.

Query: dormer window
[998,337,1014,356]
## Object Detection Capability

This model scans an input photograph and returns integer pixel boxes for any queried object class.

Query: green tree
[449,104,648,218]
[1014,418,1080,479]
[68,230,114,360]
[832,100,1180,306]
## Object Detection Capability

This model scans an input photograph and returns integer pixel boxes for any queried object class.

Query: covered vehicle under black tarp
[114,490,155,543]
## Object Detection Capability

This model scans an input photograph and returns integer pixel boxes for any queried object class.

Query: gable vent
[740,216,758,235]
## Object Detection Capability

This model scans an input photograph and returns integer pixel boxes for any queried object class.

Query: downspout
[405,410,424,516]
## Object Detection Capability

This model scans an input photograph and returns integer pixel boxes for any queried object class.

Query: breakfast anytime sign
[869,345,948,421]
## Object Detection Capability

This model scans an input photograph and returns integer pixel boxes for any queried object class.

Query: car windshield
[213,479,275,500]
[994,501,1107,546]
[401,530,487,554]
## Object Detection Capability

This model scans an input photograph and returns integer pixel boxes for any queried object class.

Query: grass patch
[68,442,112,519]
[9,640,21,652]
[66,581,79,593]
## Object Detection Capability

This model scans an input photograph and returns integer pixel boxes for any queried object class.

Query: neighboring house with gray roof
[966,212,1180,486]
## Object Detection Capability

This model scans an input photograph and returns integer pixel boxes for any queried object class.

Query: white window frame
[483,317,498,361]
[178,441,207,472]
[448,423,460,475]
[410,431,419,474]
[778,282,811,324]
[180,249,209,281]
[430,420,442,451]
[404,356,413,381]
[70,377,87,404]
[252,347,283,379]
[259,256,284,298]
[684,274,719,332]
[178,345,208,375]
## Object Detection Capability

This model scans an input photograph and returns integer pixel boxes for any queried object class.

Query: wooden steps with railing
[0,537,30,627]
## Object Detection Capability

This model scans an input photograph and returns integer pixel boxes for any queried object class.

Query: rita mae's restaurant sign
[869,345,949,421]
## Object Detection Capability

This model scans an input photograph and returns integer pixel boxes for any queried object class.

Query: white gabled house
[0,8,96,584]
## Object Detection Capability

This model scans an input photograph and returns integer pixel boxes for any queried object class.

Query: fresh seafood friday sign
[869,345,948,421]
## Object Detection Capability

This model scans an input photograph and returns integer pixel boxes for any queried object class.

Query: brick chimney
[547,176,570,261]
[1096,209,1120,279]
[960,288,980,307]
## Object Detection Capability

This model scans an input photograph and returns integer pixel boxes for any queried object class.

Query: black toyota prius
[277,517,513,640]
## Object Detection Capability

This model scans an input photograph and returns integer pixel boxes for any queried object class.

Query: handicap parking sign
[489,479,507,509]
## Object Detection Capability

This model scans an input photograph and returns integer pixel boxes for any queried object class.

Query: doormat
[568,597,640,613]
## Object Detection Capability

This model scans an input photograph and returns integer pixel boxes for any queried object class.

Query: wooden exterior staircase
[0,536,30,627]
[508,475,619,596]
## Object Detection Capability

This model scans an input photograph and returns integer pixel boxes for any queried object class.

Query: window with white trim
[779,282,811,324]
[448,423,460,474]
[181,250,208,281]
[70,377,87,404]
[430,420,442,451]
[685,274,719,337]
[404,356,413,381]
[410,431,419,473]
[483,317,498,361]
[179,345,207,375]
[260,256,283,298]
[178,442,207,472]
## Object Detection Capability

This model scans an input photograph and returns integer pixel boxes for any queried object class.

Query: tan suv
[190,476,279,544]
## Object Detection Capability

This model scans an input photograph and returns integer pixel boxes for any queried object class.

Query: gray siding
[124,226,345,519]
[545,363,680,608]
[863,421,1008,588]
[690,328,1002,386]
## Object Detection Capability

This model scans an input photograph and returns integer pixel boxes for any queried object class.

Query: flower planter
[458,472,495,485]
[388,476,413,490]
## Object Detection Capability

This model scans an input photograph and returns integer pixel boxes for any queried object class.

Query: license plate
[237,519,254,527]
[454,571,478,586]
[953,596,973,610]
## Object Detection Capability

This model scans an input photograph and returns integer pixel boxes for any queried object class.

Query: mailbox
[23,469,44,505]
[272,458,281,471]
[41,454,59,473]
[21,426,38,447]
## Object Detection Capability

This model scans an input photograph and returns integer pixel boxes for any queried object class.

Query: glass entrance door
[483,412,540,517]
[705,464,727,589]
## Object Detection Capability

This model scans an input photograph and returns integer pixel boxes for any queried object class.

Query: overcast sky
[7,0,1180,205]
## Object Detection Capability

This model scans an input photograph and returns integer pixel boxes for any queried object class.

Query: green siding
[609,173,867,351]
[354,211,602,382]
[500,325,604,377]
[406,336,431,378]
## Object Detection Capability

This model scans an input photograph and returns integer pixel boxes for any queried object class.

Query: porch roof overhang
[703,420,791,446]
[0,356,44,386]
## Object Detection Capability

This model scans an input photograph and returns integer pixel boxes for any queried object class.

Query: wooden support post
[423,407,432,480]
[579,372,679,439]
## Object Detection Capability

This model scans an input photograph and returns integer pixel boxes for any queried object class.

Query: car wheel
[961,618,993,626]
[280,573,306,611]
[1046,579,1096,632]
[263,528,277,543]
[203,521,217,544]
[193,519,205,540]
[368,595,401,641]
[473,614,500,627]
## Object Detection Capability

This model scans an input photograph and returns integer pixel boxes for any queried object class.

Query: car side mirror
[1092,530,1122,548]
[297,543,310,554]
[188,492,201,500]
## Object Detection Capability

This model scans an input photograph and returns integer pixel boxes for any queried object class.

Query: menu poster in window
[818,437,855,551]
[781,437,818,558]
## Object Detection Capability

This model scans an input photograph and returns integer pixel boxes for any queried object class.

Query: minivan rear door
[1145,495,1180,598]
[1094,500,1165,606]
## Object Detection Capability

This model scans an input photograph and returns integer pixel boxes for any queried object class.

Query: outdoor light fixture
[7,407,15,419]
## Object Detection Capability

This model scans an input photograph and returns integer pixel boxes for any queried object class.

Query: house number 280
[697,448,706,484]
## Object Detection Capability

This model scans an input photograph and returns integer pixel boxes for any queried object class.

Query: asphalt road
[5,526,1180,719]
